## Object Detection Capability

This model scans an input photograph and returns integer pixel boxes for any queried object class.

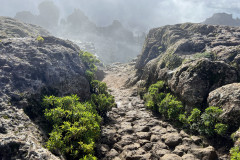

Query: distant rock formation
[14,1,144,64]
[15,1,60,30]
[0,17,91,159]
[0,16,49,39]
[203,13,240,26]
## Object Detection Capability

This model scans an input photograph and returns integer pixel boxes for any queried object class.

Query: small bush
[180,106,228,136]
[90,80,116,117]
[158,93,183,120]
[79,51,100,83]
[79,51,100,72]
[43,95,101,160]
[143,81,166,112]
[143,81,228,137]
[230,146,240,160]
[91,94,115,117]
[36,36,44,43]
[143,81,182,121]
[199,106,223,136]
[187,108,201,132]
[90,80,108,95]
[214,123,228,136]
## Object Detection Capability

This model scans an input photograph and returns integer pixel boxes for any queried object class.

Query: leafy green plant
[90,80,116,117]
[79,51,100,72]
[91,94,115,117]
[36,36,44,43]
[143,81,166,112]
[90,80,108,95]
[43,95,101,160]
[180,106,228,136]
[230,146,240,160]
[158,93,183,120]
[80,154,97,160]
[214,123,228,136]
[143,82,228,137]
[199,106,223,136]
[143,81,183,121]
[79,51,100,82]
[187,108,201,131]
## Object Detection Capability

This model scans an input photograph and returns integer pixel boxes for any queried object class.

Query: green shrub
[144,82,228,137]
[90,80,108,95]
[199,106,223,136]
[79,51,100,72]
[79,51,100,83]
[36,36,44,43]
[43,95,100,160]
[214,123,228,136]
[85,70,95,82]
[91,93,115,117]
[158,93,183,120]
[187,108,201,131]
[230,146,240,160]
[143,81,166,112]
[80,154,97,160]
[90,80,116,117]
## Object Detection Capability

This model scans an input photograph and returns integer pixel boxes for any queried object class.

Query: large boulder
[169,59,238,107]
[208,83,240,126]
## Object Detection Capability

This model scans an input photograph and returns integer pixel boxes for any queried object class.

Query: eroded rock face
[131,23,240,108]
[0,18,90,159]
[208,83,240,126]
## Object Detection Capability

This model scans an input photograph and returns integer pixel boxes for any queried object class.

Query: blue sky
[1,0,240,31]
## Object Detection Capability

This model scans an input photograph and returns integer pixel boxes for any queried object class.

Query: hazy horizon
[1,0,240,32]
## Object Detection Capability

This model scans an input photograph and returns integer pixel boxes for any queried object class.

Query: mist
[1,0,240,64]
[1,0,240,29]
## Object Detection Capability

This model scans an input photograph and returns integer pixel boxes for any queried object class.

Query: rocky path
[97,63,221,160]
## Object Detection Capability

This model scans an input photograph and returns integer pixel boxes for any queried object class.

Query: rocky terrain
[1,16,240,160]
[98,63,223,160]
[0,17,91,159]
[124,23,240,159]
[129,23,240,109]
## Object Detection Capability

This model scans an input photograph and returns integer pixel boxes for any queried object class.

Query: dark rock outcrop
[208,83,240,127]
[0,17,90,159]
[169,59,238,107]
[130,23,240,108]
[0,16,50,39]
[203,13,240,27]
